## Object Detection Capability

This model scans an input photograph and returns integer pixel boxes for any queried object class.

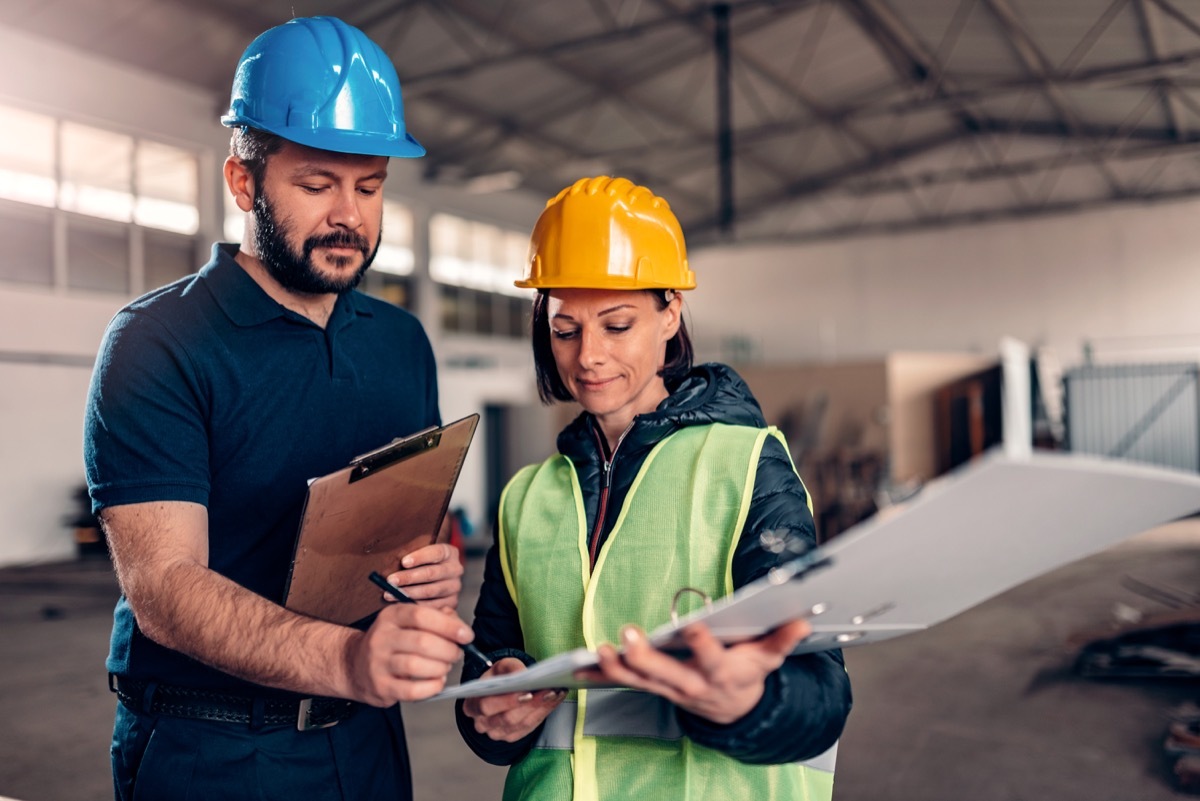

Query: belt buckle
[296,698,341,732]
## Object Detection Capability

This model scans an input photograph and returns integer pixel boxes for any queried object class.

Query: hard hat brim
[221,116,426,159]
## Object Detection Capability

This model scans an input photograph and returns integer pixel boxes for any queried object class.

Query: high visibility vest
[497,423,835,801]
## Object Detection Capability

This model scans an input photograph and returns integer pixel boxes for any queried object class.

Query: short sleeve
[84,310,211,512]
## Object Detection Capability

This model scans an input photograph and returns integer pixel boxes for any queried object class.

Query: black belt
[110,674,359,731]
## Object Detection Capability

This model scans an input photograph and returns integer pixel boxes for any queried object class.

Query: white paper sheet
[430,449,1200,700]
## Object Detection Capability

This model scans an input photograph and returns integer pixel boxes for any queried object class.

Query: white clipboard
[430,449,1200,701]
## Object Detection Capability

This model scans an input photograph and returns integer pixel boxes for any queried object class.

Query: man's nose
[329,188,363,230]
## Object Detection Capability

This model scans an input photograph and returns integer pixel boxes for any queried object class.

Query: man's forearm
[130,555,363,699]
[104,500,467,705]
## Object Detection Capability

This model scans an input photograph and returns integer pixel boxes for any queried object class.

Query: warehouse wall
[688,202,1200,367]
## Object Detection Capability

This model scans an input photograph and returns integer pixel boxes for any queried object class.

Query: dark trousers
[111,700,412,801]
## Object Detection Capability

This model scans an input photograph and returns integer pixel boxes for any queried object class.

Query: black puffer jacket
[456,363,852,766]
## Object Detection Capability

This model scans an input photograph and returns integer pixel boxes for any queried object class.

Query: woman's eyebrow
[553,304,636,321]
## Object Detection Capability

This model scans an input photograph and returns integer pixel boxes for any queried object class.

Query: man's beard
[251,189,379,295]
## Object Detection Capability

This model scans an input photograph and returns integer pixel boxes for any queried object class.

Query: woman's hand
[460,658,567,742]
[578,619,811,725]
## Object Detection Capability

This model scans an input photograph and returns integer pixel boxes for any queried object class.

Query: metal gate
[1062,362,1200,473]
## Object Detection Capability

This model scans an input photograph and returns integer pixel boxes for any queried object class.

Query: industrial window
[0,200,53,287]
[430,213,531,338]
[364,199,415,310]
[0,102,202,294]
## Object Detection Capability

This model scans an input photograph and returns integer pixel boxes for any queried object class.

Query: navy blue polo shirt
[84,243,440,693]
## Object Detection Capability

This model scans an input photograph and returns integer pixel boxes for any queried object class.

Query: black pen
[368,571,493,669]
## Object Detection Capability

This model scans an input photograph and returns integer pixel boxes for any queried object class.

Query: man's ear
[223,157,255,213]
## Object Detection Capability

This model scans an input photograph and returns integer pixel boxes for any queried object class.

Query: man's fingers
[376,601,473,647]
[387,547,463,598]
[391,577,461,603]
[399,543,458,568]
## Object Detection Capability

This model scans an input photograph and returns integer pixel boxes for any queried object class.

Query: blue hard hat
[221,16,424,158]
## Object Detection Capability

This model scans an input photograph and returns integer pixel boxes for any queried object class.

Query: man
[84,17,472,800]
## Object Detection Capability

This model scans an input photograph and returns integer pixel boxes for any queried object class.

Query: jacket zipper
[587,422,634,570]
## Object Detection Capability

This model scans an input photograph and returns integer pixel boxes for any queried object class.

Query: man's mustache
[307,231,370,252]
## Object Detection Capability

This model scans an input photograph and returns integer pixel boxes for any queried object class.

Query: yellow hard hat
[516,176,696,291]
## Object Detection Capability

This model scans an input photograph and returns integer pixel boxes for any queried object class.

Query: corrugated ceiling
[6,0,1200,246]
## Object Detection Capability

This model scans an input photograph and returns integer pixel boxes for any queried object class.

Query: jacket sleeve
[454,535,544,765]
[676,434,853,764]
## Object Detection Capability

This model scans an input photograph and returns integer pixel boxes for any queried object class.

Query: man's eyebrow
[288,166,388,182]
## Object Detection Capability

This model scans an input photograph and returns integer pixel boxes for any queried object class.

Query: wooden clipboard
[283,414,479,625]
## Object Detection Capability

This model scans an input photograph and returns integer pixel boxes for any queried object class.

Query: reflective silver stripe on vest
[534,689,838,774]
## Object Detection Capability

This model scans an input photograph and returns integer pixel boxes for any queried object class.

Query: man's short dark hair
[229,127,287,190]
[531,289,694,404]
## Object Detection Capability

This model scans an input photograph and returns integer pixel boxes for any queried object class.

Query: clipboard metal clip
[349,427,443,483]
[670,587,713,627]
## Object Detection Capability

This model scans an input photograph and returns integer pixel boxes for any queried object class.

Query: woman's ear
[662,292,683,341]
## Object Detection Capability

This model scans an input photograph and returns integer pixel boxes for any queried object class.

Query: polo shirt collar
[201,243,375,328]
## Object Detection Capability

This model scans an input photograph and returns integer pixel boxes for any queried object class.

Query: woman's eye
[552,329,578,341]
[606,325,631,334]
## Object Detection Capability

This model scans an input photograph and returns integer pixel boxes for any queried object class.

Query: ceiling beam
[712,184,1200,247]
[979,0,1128,195]
[401,0,818,89]
[843,137,1200,195]
[1147,0,1200,38]
[1134,0,1187,139]
[414,0,818,210]
[686,128,968,234]
[840,0,1036,208]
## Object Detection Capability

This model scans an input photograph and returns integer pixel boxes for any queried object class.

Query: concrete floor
[1,521,1198,801]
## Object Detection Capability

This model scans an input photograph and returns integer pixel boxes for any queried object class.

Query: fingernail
[516,692,534,703]
[401,556,414,567]
[621,626,641,645]
[540,689,564,703]
[458,627,473,641]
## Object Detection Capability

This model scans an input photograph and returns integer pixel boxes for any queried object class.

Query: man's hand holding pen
[346,600,476,706]
[369,571,493,671]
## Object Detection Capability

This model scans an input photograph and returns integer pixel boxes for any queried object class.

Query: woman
[457,176,851,801]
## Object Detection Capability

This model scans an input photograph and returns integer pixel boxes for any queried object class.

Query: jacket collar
[557,363,767,465]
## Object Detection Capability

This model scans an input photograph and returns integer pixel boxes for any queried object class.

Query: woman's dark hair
[229,127,287,190]
[531,289,694,404]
